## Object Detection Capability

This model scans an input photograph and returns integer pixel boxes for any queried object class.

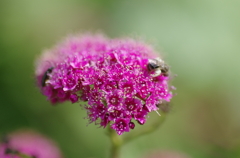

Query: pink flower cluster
[35,34,173,135]
[0,130,62,158]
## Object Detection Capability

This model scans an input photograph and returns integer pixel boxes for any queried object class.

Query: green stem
[123,112,166,144]
[108,126,123,158]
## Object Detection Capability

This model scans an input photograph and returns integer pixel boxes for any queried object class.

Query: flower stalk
[108,126,123,158]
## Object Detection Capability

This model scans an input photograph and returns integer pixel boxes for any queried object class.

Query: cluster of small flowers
[0,130,62,158]
[35,34,173,135]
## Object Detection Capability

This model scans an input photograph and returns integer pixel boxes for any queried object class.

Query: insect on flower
[41,67,54,87]
[147,58,169,77]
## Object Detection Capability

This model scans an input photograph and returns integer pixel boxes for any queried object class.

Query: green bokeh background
[1,0,240,158]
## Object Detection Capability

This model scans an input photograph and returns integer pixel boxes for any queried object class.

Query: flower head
[0,130,62,158]
[35,34,174,135]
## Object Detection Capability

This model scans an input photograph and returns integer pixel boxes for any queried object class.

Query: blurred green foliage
[0,0,240,158]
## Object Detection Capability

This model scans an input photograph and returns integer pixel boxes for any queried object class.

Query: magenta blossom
[0,130,62,158]
[35,34,174,135]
